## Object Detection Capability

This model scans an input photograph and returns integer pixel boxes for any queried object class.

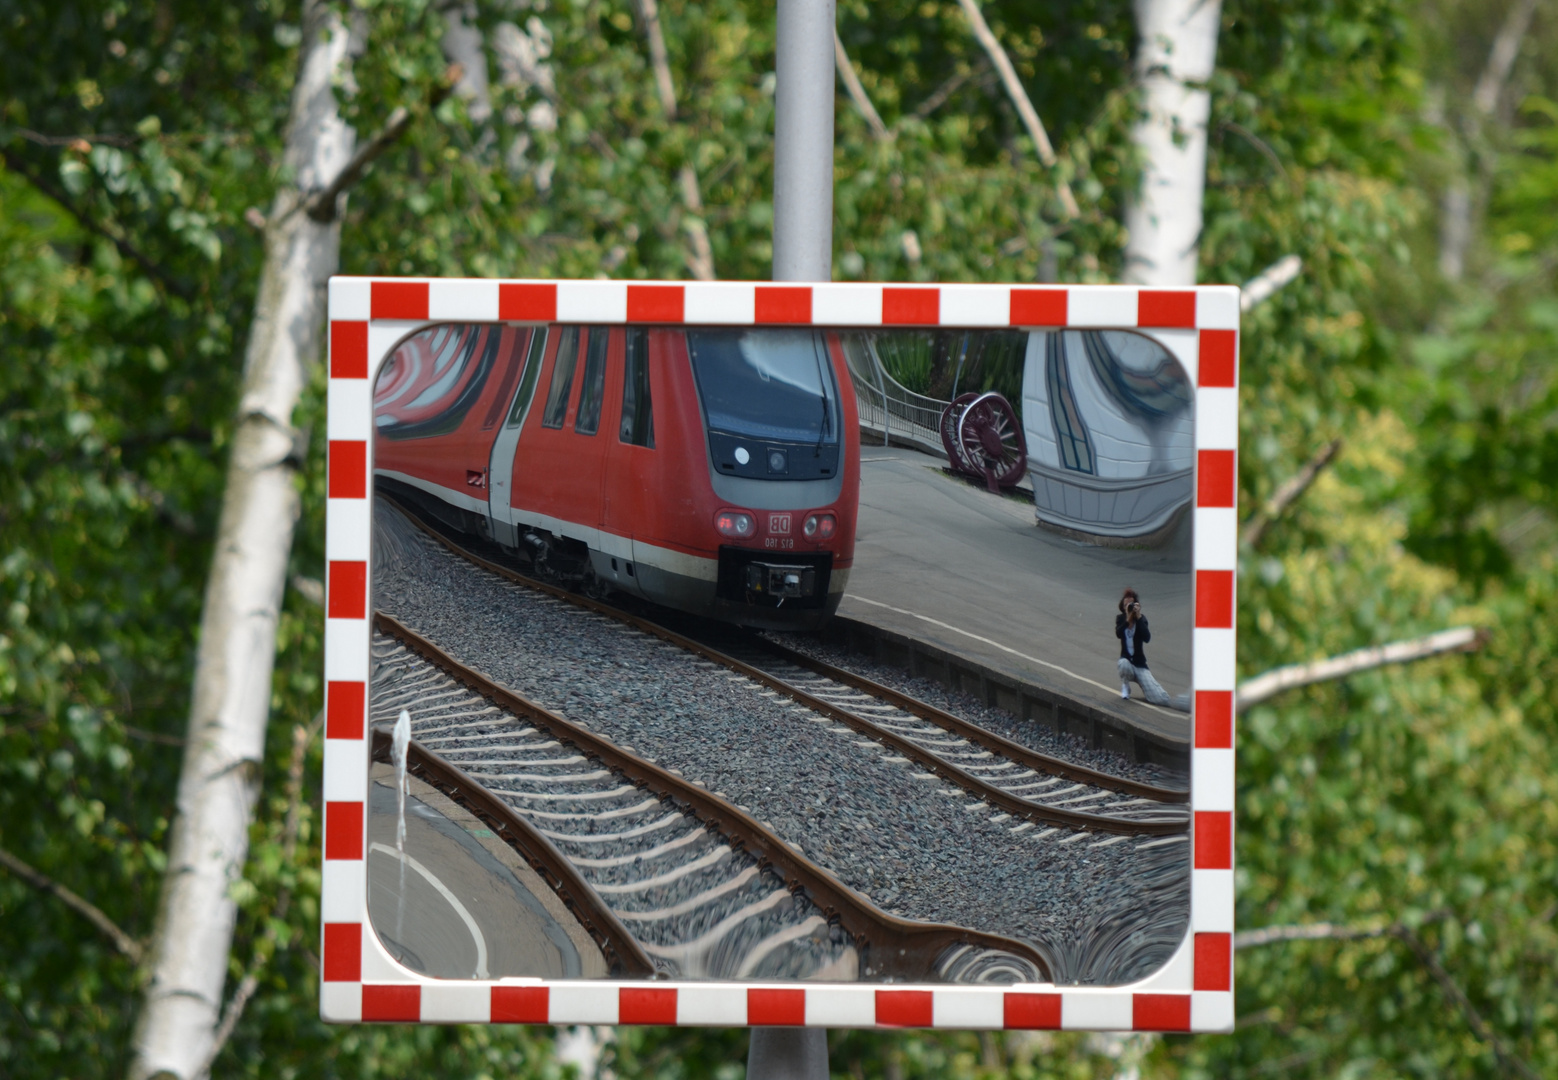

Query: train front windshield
[687,329,841,481]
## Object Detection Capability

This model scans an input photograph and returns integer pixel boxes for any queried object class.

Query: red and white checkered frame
[321,278,1238,1031]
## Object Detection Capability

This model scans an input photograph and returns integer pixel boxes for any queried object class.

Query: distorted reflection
[364,322,1195,987]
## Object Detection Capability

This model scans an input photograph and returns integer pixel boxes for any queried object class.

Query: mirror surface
[367,322,1194,985]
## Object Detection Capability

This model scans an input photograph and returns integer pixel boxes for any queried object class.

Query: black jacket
[1116,613,1150,668]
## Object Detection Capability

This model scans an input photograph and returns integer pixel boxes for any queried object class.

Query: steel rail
[751,638,1189,804]
[382,492,1186,837]
[369,727,657,977]
[375,611,1057,982]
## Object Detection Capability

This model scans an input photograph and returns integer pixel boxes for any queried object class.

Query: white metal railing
[842,337,949,457]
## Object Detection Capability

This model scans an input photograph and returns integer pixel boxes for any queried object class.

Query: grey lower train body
[592,546,848,633]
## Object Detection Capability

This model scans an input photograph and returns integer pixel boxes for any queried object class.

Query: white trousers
[1118,658,1191,712]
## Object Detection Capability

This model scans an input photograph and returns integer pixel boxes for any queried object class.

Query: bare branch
[912,69,973,120]
[18,128,139,148]
[290,575,324,608]
[1473,0,1538,117]
[633,0,714,281]
[1242,437,1342,549]
[1240,254,1302,312]
[123,468,199,536]
[1221,120,1289,183]
[637,0,679,120]
[0,845,144,963]
[199,714,321,1074]
[1235,921,1390,948]
[1441,0,1539,280]
[1391,926,1543,1080]
[124,724,186,747]
[954,0,1079,220]
[305,67,460,223]
[1236,626,1485,712]
[1,146,193,299]
[1237,916,1541,1080]
[834,32,890,141]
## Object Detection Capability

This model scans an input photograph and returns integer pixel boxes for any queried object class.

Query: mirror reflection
[367,322,1194,986]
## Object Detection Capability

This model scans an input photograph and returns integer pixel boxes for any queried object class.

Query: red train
[373,321,860,631]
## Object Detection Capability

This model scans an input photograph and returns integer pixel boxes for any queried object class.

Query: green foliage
[2,0,1555,1077]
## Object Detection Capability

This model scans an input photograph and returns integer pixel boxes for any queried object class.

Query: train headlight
[715,510,756,539]
[803,513,837,541]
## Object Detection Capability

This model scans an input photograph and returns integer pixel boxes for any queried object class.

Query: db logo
[768,513,791,535]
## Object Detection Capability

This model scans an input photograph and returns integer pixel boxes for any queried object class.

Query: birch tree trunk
[439,0,493,125]
[128,4,357,1077]
[1123,0,1223,287]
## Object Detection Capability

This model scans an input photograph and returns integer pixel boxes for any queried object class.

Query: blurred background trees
[1,0,1554,1077]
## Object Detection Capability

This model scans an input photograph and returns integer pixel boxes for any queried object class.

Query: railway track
[370,614,1057,983]
[382,491,1188,840]
[715,639,1189,829]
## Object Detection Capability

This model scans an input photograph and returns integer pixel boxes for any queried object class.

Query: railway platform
[839,444,1194,753]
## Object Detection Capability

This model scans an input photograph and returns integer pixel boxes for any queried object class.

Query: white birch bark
[1438,0,1537,281]
[440,0,493,124]
[128,4,358,1077]
[1123,0,1223,287]
[494,16,558,188]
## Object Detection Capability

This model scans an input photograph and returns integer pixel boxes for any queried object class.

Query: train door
[570,325,618,539]
[486,326,549,546]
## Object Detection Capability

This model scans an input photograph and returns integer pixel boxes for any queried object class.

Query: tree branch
[954,0,1079,220]
[1240,254,1302,312]
[0,146,193,299]
[1472,0,1538,118]
[912,69,973,120]
[199,713,321,1075]
[1242,437,1342,549]
[1236,626,1485,712]
[0,845,144,963]
[305,67,460,222]
[834,31,890,141]
[633,0,714,281]
[1237,915,1541,1080]
[1441,0,1538,280]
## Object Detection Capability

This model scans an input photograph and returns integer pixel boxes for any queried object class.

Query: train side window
[541,325,580,428]
[573,327,610,435]
[506,326,548,428]
[619,327,654,448]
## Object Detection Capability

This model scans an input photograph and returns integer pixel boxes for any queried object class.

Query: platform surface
[841,445,1193,744]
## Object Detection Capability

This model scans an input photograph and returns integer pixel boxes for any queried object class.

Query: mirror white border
[319,277,1239,1032]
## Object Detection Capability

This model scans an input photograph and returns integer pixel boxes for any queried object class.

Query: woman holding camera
[1115,587,1188,710]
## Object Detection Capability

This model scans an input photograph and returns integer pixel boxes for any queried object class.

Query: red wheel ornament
[956,392,1028,493]
[939,392,983,477]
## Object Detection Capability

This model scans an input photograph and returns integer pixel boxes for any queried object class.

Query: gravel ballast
[371,500,1189,984]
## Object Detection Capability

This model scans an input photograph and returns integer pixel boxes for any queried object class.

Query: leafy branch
[0,145,193,299]
[834,32,890,141]
[632,0,716,281]
[1237,915,1541,1080]
[305,65,461,223]
[199,713,321,1075]
[0,846,143,964]
[1242,437,1343,549]
[954,0,1079,220]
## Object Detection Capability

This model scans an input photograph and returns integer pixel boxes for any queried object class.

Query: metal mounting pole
[749,5,834,1078]
[748,1027,830,1080]
[772,0,836,282]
